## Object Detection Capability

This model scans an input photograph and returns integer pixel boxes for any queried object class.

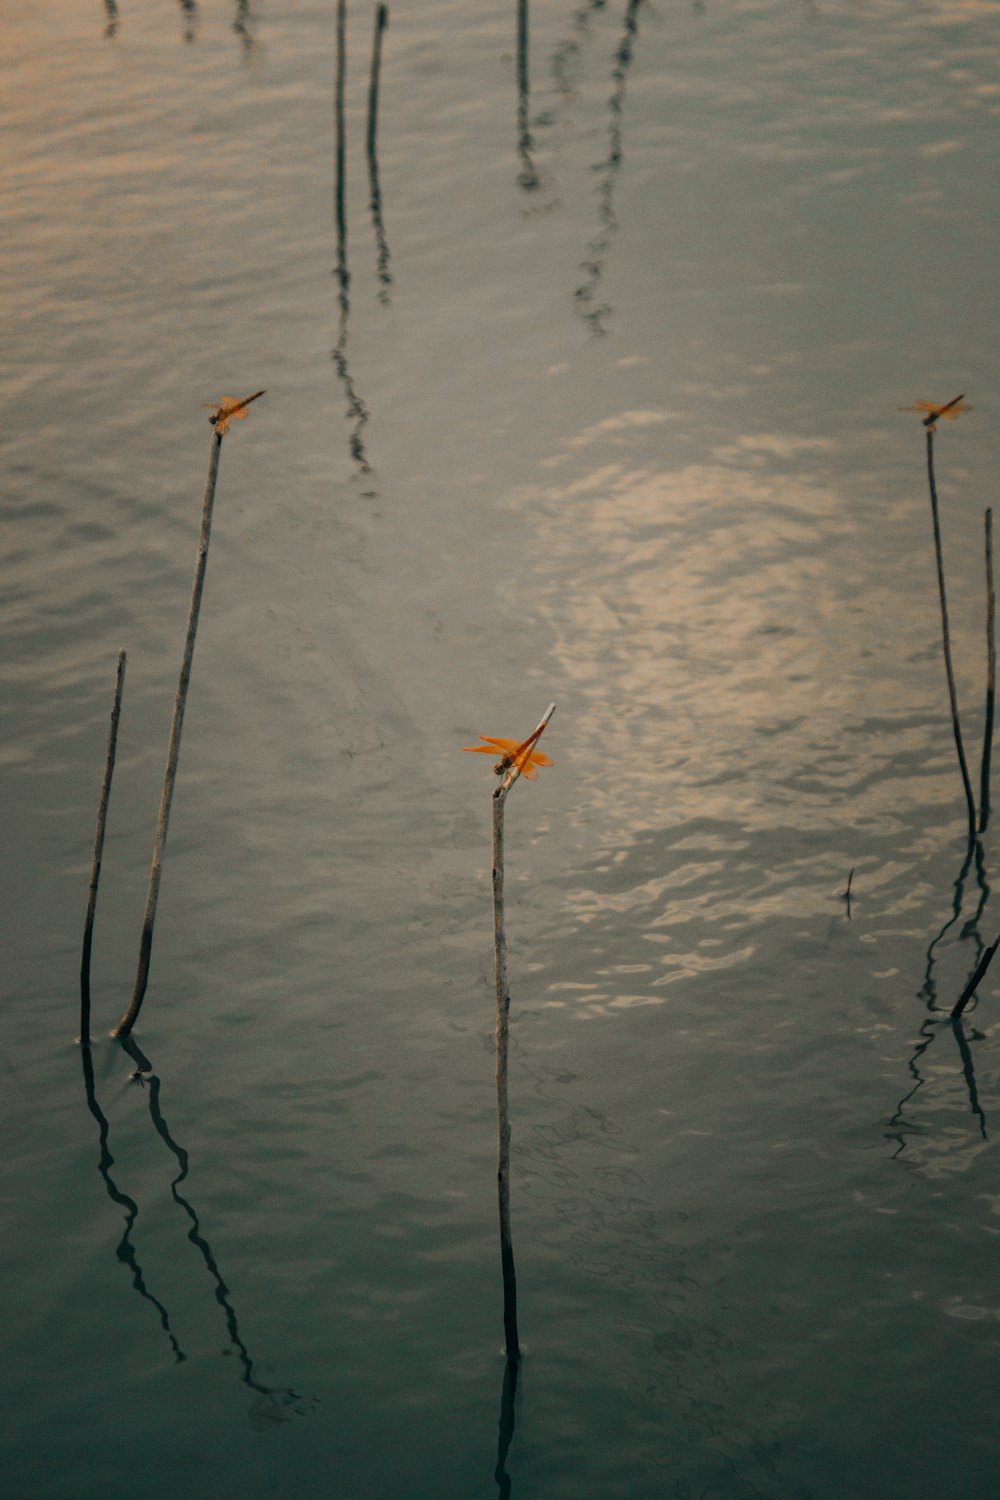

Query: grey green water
[4,1,1000,1495]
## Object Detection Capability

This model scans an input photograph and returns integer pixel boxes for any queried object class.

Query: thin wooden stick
[951,934,1000,1020]
[80,649,127,1044]
[113,432,224,1038]
[980,506,995,833]
[925,425,978,841]
[491,700,555,1363]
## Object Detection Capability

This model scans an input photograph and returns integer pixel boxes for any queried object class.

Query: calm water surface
[4,1,1000,1495]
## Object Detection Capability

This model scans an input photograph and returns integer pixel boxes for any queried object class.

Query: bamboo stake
[925,425,978,841]
[491,700,555,1364]
[980,507,995,833]
[80,649,127,1044]
[951,934,1000,1021]
[113,430,225,1038]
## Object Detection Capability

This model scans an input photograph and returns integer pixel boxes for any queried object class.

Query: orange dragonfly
[463,723,553,781]
[899,394,971,428]
[202,389,266,435]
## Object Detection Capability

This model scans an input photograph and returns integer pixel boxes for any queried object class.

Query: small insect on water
[201,389,266,435]
[462,723,553,781]
[899,394,971,428]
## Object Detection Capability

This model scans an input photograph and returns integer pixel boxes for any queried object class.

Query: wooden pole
[113,432,224,1038]
[491,701,555,1364]
[980,506,995,832]
[80,648,127,1044]
[925,425,978,841]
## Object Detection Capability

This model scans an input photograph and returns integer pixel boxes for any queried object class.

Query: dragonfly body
[463,726,553,780]
[899,394,970,427]
[202,389,266,434]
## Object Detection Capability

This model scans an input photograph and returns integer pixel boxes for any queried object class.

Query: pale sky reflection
[528,441,949,838]
[522,426,973,1012]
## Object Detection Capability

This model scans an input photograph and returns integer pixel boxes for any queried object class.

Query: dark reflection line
[333,0,373,477]
[119,1037,305,1423]
[550,0,607,98]
[80,1043,186,1362]
[574,0,644,335]
[232,0,257,58]
[366,4,393,303]
[952,1017,988,1139]
[103,0,119,38]
[889,833,991,1156]
[886,1016,938,1159]
[515,0,540,190]
[493,1356,518,1499]
[335,0,348,265]
[177,0,198,45]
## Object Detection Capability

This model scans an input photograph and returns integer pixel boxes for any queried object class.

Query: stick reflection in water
[493,1354,518,1500]
[82,1037,309,1427]
[888,832,992,1156]
[515,0,539,190]
[574,0,644,334]
[80,1043,186,1362]
[367,3,393,303]
[333,0,374,478]
[118,1036,311,1427]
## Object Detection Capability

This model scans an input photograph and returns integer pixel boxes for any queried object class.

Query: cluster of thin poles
[921,415,998,1019]
[80,414,247,1044]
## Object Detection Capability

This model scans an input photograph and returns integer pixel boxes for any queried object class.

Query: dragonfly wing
[480,736,520,753]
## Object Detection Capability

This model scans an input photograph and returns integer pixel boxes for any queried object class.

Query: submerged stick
[925,425,978,841]
[491,700,556,1363]
[113,431,225,1038]
[951,934,1000,1021]
[80,649,127,1044]
[980,507,996,833]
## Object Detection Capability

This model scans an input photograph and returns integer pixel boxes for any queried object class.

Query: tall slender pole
[925,426,978,841]
[113,433,224,1038]
[490,701,555,1364]
[80,649,127,1043]
[980,506,995,833]
[492,781,520,1362]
